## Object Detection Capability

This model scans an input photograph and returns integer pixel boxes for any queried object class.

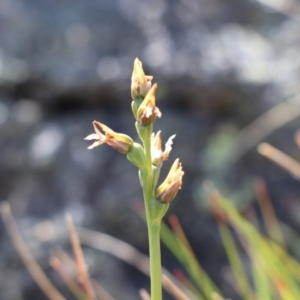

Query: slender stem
[144,138,153,192]
[148,220,162,300]
[142,133,163,300]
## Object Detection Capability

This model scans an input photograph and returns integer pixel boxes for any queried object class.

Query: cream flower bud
[151,131,176,167]
[156,159,184,203]
[85,121,133,154]
[137,83,161,126]
[131,58,153,99]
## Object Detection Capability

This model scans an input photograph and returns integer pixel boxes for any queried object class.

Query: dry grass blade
[162,274,191,300]
[54,247,115,300]
[255,0,300,22]
[49,257,87,300]
[53,247,77,275]
[66,214,96,300]
[91,280,116,300]
[0,202,66,300]
[172,270,202,299]
[295,130,300,150]
[230,93,300,163]
[139,289,151,300]
[258,143,300,179]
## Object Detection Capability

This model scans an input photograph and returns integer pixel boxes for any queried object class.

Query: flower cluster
[85,58,183,204]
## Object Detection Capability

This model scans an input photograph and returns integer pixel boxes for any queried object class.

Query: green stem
[148,219,162,300]
[142,133,163,300]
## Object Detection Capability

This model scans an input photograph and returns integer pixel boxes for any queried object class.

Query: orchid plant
[85,58,184,300]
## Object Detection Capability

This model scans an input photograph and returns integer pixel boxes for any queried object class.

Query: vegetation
[1,59,300,300]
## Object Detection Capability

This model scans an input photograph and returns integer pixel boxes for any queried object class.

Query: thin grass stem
[162,274,191,300]
[0,202,66,300]
[54,247,114,300]
[139,289,151,300]
[258,143,300,179]
[66,214,96,300]
[49,257,87,300]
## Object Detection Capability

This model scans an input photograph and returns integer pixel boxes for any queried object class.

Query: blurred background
[1,0,300,299]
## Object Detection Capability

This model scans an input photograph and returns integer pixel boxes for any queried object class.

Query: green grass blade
[160,217,221,299]
[160,221,186,264]
[214,192,300,299]
[218,223,253,300]
[251,251,273,300]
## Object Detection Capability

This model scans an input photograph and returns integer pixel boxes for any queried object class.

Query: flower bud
[85,121,133,154]
[131,58,153,100]
[156,159,184,203]
[151,131,175,167]
[152,165,161,189]
[137,83,161,126]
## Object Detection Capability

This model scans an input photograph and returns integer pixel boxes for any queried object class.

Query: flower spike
[137,83,162,126]
[156,159,184,203]
[85,121,133,154]
[84,58,184,300]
